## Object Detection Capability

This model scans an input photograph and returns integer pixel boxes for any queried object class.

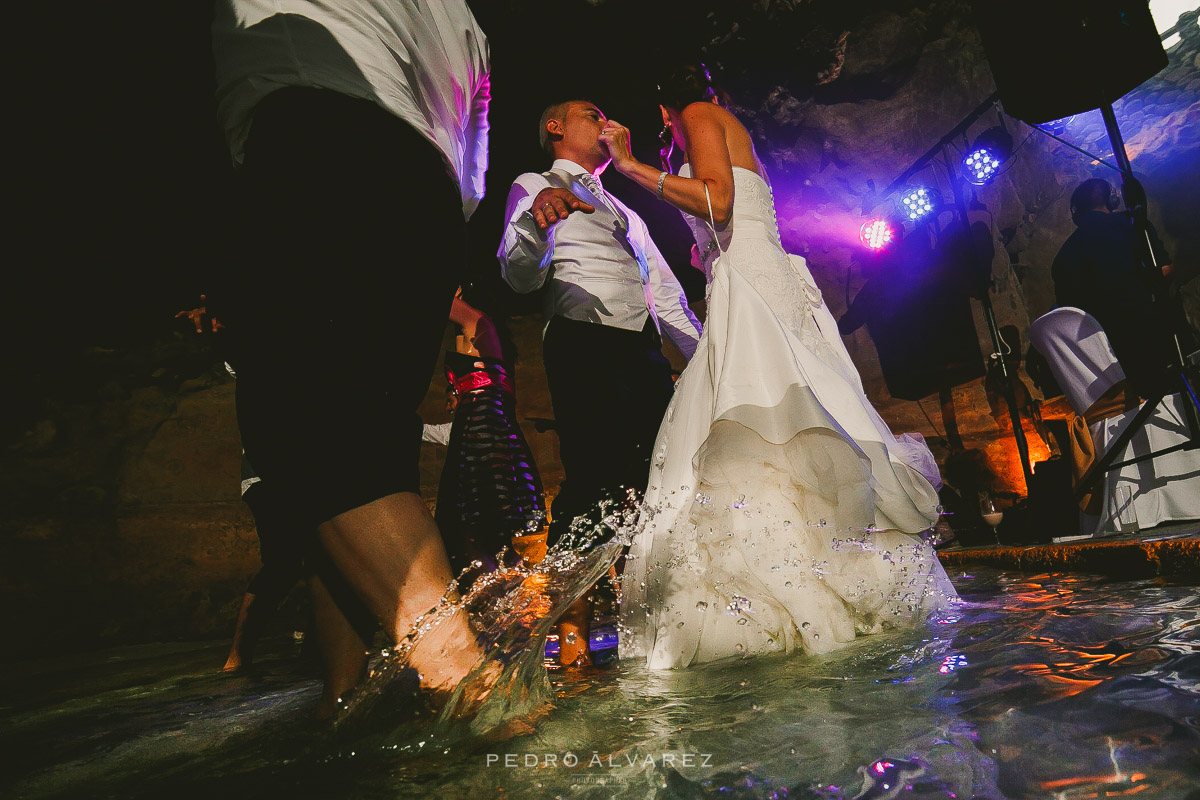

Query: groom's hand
[531,187,594,231]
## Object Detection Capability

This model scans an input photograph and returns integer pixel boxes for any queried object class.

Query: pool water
[2,569,1197,799]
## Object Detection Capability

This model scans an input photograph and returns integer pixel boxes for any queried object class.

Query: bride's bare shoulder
[680,100,726,122]
[683,102,761,175]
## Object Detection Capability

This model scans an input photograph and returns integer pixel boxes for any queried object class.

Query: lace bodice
[679,164,781,284]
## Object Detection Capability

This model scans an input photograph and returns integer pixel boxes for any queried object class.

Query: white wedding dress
[619,165,958,669]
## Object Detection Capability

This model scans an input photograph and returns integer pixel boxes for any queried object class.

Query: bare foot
[410,606,484,693]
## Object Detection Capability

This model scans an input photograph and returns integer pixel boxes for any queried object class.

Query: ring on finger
[541,203,555,213]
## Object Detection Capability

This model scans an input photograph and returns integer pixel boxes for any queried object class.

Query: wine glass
[980,495,1003,545]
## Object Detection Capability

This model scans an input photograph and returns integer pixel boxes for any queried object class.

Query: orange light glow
[1042,775,1123,789]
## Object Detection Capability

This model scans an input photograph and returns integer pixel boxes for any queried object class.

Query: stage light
[963,148,1002,185]
[859,218,895,250]
[898,186,941,221]
[962,126,1013,186]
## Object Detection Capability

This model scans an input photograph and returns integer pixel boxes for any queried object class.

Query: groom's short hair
[538,100,584,157]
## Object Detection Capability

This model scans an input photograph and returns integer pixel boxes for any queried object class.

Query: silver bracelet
[656,171,668,199]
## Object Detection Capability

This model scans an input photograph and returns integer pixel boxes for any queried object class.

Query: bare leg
[557,595,593,667]
[310,574,369,719]
[222,592,257,672]
[316,492,480,693]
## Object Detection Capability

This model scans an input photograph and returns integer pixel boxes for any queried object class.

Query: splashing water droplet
[726,595,752,615]
[737,618,748,626]
[735,643,745,653]
[801,621,811,629]
[696,601,709,612]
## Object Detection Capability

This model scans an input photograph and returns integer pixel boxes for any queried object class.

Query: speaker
[842,223,986,401]
[973,1,1168,124]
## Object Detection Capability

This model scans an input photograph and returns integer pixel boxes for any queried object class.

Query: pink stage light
[859,218,895,250]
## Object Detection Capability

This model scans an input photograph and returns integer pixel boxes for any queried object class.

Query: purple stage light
[898,186,940,221]
[963,125,1013,186]
[963,148,1002,185]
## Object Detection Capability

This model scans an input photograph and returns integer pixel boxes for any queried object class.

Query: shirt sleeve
[639,221,702,359]
[498,173,556,294]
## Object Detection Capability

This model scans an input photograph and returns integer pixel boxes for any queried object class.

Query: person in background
[435,287,547,588]
[1052,178,1190,400]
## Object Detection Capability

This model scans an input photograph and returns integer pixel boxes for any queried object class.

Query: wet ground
[3,567,1198,799]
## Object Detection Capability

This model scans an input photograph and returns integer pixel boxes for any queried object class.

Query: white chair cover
[1094,394,1200,533]
[1030,307,1200,534]
[1029,307,1126,415]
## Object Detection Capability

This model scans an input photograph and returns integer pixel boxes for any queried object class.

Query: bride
[599,66,958,669]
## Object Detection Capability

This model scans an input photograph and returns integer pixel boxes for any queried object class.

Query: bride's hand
[598,121,635,171]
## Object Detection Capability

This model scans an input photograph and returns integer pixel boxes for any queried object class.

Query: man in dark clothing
[1051,178,1184,400]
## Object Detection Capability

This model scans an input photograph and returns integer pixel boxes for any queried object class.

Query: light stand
[1069,101,1200,502]
[943,148,1035,494]
[869,92,1036,495]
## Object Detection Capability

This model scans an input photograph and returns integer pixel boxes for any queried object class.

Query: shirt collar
[552,159,605,184]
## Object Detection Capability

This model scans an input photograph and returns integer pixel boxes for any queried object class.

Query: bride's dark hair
[655,63,730,112]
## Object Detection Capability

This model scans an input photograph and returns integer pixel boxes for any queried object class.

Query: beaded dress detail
[620,166,956,669]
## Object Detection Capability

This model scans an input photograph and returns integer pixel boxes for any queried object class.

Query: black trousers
[542,315,676,544]
[226,87,464,529]
[241,479,376,641]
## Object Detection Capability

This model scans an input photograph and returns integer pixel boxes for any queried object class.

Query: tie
[576,172,660,332]
[577,172,627,229]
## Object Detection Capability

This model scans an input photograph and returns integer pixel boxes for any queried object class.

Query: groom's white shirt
[499,159,701,359]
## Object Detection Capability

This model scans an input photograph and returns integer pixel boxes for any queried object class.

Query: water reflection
[1,570,1197,799]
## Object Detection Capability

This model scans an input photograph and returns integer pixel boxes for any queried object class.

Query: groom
[499,100,701,664]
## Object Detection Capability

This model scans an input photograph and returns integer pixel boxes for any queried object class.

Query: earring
[658,125,674,174]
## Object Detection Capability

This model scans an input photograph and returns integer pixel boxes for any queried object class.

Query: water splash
[335,520,625,739]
